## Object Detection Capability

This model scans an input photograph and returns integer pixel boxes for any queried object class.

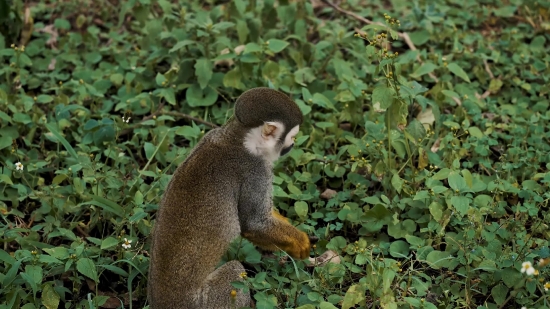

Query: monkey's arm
[241,209,311,260]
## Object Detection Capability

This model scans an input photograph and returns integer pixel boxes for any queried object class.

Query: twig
[452,97,462,106]
[322,0,438,82]
[475,90,491,100]
[483,59,494,79]
[479,163,491,176]
[76,225,90,238]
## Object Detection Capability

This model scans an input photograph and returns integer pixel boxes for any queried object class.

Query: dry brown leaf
[417,148,428,170]
[214,45,245,68]
[431,137,441,153]
[320,188,337,199]
[19,6,34,46]
[416,107,435,131]
[48,58,57,71]
[307,250,340,267]
[372,102,386,113]
[311,0,326,10]
[339,122,351,131]
[38,25,59,50]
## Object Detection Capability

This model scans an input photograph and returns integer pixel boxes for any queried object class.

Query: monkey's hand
[281,228,311,260]
[242,210,312,260]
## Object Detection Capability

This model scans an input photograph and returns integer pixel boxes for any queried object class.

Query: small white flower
[15,162,23,171]
[122,238,133,249]
[521,261,535,275]
[522,307,527,309]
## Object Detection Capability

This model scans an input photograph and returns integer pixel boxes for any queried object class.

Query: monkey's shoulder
[176,129,263,178]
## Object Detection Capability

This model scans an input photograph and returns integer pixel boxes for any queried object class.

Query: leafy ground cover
[1,0,550,308]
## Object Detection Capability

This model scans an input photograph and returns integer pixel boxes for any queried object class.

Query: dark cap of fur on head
[234,87,303,129]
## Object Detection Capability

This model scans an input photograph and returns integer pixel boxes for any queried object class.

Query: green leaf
[389,240,410,258]
[341,284,365,309]
[319,302,338,309]
[441,90,460,100]
[474,195,493,208]
[447,63,471,83]
[448,172,466,192]
[37,95,53,103]
[101,237,119,250]
[262,60,280,80]
[76,258,98,282]
[425,250,453,269]
[362,196,381,205]
[186,84,218,107]
[13,113,32,124]
[294,201,308,218]
[491,283,508,305]
[372,85,394,109]
[223,68,245,89]
[54,18,71,30]
[267,39,289,53]
[24,264,43,285]
[212,21,235,32]
[160,88,177,105]
[52,174,68,185]
[0,174,13,185]
[405,235,425,247]
[83,119,99,131]
[155,73,166,86]
[312,93,337,111]
[391,173,404,193]
[410,62,437,78]
[135,190,144,205]
[144,142,155,160]
[0,135,11,150]
[87,195,124,217]
[42,283,61,309]
[110,73,124,86]
[92,125,116,145]
[461,169,473,188]
[195,58,213,89]
[0,249,16,264]
[45,123,79,160]
[169,40,194,53]
[429,202,443,221]
[451,196,470,216]
[43,247,70,260]
[236,19,249,43]
[176,125,200,139]
[3,259,22,286]
[467,126,483,138]
[432,168,450,180]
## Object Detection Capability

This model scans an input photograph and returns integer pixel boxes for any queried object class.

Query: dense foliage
[1,0,550,308]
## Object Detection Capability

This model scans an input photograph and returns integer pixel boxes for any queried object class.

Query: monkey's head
[234,87,303,162]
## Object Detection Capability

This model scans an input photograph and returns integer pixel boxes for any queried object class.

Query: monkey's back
[148,125,259,307]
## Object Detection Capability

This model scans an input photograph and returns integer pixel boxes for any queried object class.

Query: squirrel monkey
[147,87,311,308]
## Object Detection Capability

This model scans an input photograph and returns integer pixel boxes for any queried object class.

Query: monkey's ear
[261,122,281,139]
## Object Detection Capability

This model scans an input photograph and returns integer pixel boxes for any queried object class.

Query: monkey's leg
[199,260,252,309]
[242,210,311,259]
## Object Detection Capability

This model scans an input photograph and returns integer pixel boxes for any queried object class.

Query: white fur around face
[244,122,300,163]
